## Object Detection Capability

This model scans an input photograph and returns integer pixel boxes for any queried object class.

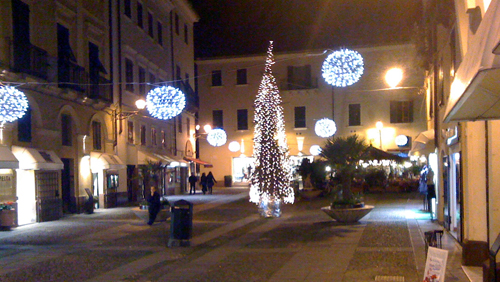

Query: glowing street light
[385,68,403,88]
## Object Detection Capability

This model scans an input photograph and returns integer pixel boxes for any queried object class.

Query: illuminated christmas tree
[249,41,294,217]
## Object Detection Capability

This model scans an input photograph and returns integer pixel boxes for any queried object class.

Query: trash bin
[224,175,232,187]
[168,199,192,247]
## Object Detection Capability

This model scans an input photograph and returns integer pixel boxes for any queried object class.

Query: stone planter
[321,205,374,224]
[299,189,322,199]
[132,207,171,223]
[0,209,17,227]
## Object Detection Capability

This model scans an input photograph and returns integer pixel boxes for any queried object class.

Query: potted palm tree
[319,135,374,223]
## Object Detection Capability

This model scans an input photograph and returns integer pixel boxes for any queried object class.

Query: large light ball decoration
[0,86,29,123]
[395,135,409,147]
[207,128,227,147]
[314,118,337,138]
[310,145,322,156]
[228,141,240,152]
[322,48,364,87]
[146,86,186,120]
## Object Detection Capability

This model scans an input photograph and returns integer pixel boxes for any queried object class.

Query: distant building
[195,43,427,184]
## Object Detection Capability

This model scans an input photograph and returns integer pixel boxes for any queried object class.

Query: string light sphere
[322,48,364,87]
[310,145,322,156]
[314,118,337,138]
[146,86,186,120]
[228,141,241,152]
[0,86,29,123]
[207,128,227,147]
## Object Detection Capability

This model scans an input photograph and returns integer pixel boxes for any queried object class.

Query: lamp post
[376,121,383,150]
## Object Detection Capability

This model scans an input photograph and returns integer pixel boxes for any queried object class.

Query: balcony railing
[87,75,112,102]
[13,44,48,80]
[280,77,319,91]
[58,59,111,102]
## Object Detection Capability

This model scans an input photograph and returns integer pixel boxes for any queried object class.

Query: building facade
[0,0,198,226]
[421,0,500,270]
[195,43,427,184]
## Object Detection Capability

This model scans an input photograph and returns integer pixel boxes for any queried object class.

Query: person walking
[188,173,198,195]
[147,186,161,225]
[426,167,436,218]
[200,173,208,194]
[206,171,217,194]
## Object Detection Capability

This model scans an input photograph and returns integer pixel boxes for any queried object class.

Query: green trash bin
[224,175,232,187]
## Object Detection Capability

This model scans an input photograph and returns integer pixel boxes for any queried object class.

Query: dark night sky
[188,0,423,58]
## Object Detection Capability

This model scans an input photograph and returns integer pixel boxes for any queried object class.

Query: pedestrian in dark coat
[200,173,208,194]
[206,171,217,194]
[188,173,198,194]
[147,186,161,225]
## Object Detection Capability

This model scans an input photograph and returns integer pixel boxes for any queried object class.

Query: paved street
[0,187,475,282]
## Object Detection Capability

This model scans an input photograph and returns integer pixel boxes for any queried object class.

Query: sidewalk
[0,187,480,281]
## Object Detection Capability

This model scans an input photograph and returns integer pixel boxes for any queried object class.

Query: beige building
[421,0,500,272]
[196,43,427,184]
[0,0,198,226]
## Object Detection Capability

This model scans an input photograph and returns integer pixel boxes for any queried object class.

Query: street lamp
[376,121,383,149]
[385,68,403,88]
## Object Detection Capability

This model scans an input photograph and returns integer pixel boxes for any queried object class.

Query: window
[349,104,361,126]
[137,2,143,28]
[287,65,313,90]
[177,115,182,133]
[294,106,306,128]
[92,121,102,150]
[157,22,163,45]
[390,101,413,123]
[175,13,179,35]
[186,118,190,137]
[148,12,153,37]
[237,69,247,85]
[211,70,222,86]
[161,130,166,148]
[140,125,146,145]
[18,108,32,142]
[139,67,146,95]
[184,24,188,44]
[213,110,223,129]
[176,65,181,87]
[61,114,72,146]
[149,72,156,92]
[124,0,131,18]
[125,58,134,92]
[237,109,248,130]
[151,127,157,146]
[128,121,134,143]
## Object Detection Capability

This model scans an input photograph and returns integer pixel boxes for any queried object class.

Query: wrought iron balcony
[12,44,48,80]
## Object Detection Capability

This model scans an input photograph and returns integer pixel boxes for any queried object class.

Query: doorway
[61,158,75,213]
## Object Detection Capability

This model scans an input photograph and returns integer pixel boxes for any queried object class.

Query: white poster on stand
[423,247,449,282]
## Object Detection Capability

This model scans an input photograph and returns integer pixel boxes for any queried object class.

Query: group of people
[189,171,217,195]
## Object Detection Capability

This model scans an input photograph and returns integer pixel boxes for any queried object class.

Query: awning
[12,146,63,170]
[0,146,19,169]
[183,156,213,168]
[409,130,435,156]
[362,146,407,163]
[444,0,500,122]
[138,150,185,166]
[90,152,126,170]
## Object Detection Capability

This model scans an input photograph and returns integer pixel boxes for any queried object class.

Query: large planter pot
[132,207,171,223]
[321,205,374,224]
[0,209,17,227]
[299,189,322,199]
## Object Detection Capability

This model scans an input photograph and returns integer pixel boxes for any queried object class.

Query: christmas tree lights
[146,86,185,120]
[322,48,364,87]
[0,85,29,123]
[250,41,294,217]
[315,118,337,138]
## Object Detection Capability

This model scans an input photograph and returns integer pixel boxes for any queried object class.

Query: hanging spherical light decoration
[207,128,227,147]
[228,141,240,152]
[314,118,337,138]
[146,86,186,120]
[0,85,29,123]
[322,48,364,87]
[309,145,322,156]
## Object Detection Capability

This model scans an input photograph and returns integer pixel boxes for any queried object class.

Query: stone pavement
[0,186,480,282]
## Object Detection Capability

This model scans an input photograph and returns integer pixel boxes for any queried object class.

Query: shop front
[0,146,19,227]
[90,152,126,209]
[12,146,64,224]
[137,150,187,196]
